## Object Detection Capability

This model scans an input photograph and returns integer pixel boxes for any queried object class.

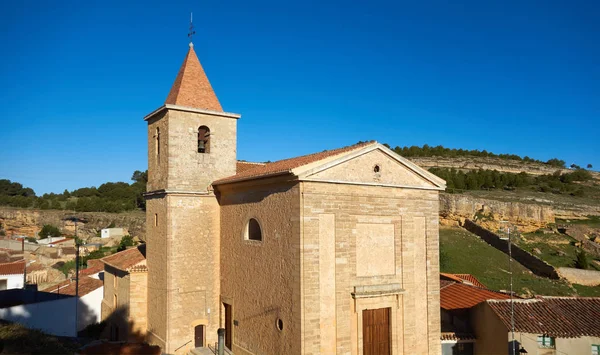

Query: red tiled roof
[440,273,486,288]
[440,332,476,341]
[26,263,44,272]
[49,238,71,245]
[165,45,223,111]
[441,282,511,310]
[0,260,25,276]
[236,161,266,174]
[101,247,145,272]
[80,259,104,276]
[215,141,377,185]
[487,297,600,338]
[42,276,102,297]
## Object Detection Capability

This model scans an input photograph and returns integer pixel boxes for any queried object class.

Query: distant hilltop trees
[383,144,568,168]
[0,170,147,213]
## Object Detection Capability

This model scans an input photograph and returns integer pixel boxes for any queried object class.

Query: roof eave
[143,104,241,121]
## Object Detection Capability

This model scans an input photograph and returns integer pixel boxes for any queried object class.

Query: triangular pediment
[296,144,445,190]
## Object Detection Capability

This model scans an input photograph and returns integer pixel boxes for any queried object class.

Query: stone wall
[463,219,560,279]
[301,181,441,355]
[218,181,301,355]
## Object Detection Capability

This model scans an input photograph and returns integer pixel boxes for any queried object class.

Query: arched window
[198,126,210,153]
[155,127,160,161]
[244,218,262,241]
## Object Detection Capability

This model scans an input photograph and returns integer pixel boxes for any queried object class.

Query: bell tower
[144,42,240,353]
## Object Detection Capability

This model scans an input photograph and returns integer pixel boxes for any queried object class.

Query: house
[472,297,600,355]
[42,259,105,331]
[100,245,147,342]
[102,39,446,354]
[37,236,66,245]
[101,228,125,239]
[0,260,25,290]
[439,274,511,355]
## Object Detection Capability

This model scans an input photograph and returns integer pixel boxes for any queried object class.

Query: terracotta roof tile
[440,273,486,288]
[440,282,511,310]
[101,246,145,272]
[165,45,222,111]
[80,259,104,276]
[440,332,476,341]
[215,141,377,185]
[0,260,25,276]
[487,297,600,338]
[236,161,266,174]
[42,276,102,297]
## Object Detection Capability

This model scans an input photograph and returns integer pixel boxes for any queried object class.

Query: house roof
[164,44,223,111]
[236,161,266,174]
[0,260,25,276]
[42,276,103,297]
[440,282,511,311]
[440,332,476,342]
[486,297,600,338]
[101,246,145,272]
[80,259,104,276]
[48,238,71,245]
[440,273,486,288]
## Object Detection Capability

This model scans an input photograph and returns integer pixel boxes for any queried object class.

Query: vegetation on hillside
[0,170,147,213]
[384,144,570,168]
[439,227,600,296]
[429,167,594,196]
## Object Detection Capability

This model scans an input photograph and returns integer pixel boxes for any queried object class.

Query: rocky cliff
[411,156,600,179]
[0,207,146,241]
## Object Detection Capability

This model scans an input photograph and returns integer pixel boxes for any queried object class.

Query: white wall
[80,287,103,327]
[0,297,77,337]
[101,228,124,238]
[0,274,24,290]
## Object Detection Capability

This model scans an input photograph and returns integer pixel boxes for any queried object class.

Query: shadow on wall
[79,305,160,354]
[0,289,97,337]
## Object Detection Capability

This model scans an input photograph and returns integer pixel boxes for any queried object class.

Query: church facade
[137,43,444,354]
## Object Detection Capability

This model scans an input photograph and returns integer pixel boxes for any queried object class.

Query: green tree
[117,235,135,252]
[587,163,593,169]
[38,224,61,239]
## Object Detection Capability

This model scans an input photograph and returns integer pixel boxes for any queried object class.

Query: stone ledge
[352,283,404,299]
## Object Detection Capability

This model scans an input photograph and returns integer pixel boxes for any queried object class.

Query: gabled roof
[441,282,511,311]
[42,276,103,297]
[236,161,266,174]
[0,260,25,276]
[486,297,600,338]
[101,246,146,272]
[215,141,446,189]
[164,44,223,111]
[440,273,486,288]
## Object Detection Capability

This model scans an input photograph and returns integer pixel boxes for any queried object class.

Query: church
[102,41,445,355]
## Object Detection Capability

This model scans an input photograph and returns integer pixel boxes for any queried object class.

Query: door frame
[353,295,401,355]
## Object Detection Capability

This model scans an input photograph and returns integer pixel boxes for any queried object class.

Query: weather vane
[188,12,196,44]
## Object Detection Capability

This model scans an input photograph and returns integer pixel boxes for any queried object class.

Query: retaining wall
[462,219,560,279]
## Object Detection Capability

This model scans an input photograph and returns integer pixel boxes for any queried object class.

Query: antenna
[188,12,196,45]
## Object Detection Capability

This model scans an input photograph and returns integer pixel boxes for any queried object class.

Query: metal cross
[188,12,196,43]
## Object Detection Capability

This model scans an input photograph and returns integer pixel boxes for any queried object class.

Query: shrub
[575,250,589,270]
[38,224,61,239]
[117,235,135,252]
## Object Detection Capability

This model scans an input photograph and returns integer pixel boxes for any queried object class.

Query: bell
[198,140,205,153]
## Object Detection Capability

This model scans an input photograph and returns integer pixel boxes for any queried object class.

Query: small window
[373,164,381,173]
[155,128,160,161]
[113,294,117,308]
[0,279,6,291]
[276,318,283,331]
[593,345,600,355]
[113,274,117,288]
[244,218,262,241]
[154,213,158,227]
[198,126,210,153]
[537,335,555,349]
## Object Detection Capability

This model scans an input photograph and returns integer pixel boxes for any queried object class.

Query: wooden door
[194,325,204,348]
[363,308,391,355]
[224,303,233,350]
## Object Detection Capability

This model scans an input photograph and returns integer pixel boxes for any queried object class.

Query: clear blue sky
[1,0,598,194]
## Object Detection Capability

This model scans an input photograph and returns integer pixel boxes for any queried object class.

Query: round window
[373,164,381,173]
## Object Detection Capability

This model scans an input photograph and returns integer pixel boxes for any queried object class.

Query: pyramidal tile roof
[165,44,223,111]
